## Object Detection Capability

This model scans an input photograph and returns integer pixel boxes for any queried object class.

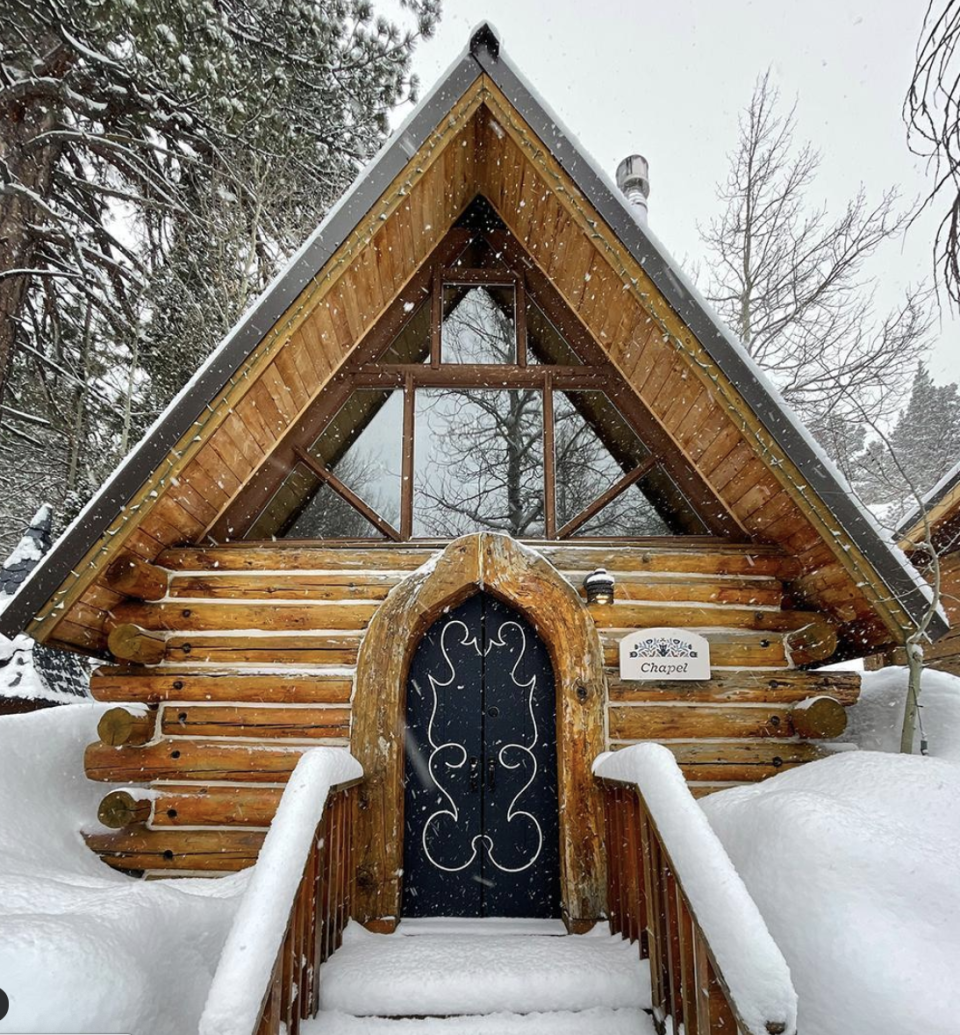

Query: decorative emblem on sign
[619,627,711,681]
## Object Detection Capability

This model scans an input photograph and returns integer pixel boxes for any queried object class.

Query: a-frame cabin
[0,24,943,950]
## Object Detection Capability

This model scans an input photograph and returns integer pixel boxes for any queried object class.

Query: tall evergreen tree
[859,363,960,519]
[0,0,440,548]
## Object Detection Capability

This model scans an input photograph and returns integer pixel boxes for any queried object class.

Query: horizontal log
[790,696,847,739]
[85,827,265,872]
[164,632,361,666]
[98,790,153,828]
[600,632,787,668]
[112,600,379,633]
[149,785,283,827]
[548,546,798,579]
[158,546,439,572]
[105,553,168,601]
[606,669,861,704]
[97,707,155,747]
[91,668,353,704]
[574,574,783,608]
[160,704,351,739]
[662,741,826,782]
[168,572,402,600]
[107,623,165,665]
[85,738,311,783]
[608,703,837,741]
[588,602,832,636]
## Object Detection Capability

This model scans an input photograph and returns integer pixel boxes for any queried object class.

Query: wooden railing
[595,745,797,1035]
[199,750,362,1035]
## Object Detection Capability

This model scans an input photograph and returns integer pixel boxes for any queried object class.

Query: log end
[792,695,847,739]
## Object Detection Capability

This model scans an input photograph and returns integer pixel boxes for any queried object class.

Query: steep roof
[899,460,960,545]
[0,23,945,652]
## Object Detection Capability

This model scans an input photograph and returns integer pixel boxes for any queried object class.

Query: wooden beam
[558,456,657,538]
[293,446,400,542]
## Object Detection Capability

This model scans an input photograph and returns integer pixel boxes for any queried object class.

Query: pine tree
[0,0,440,548]
[860,363,960,518]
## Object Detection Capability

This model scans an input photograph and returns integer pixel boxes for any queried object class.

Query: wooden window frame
[213,222,738,544]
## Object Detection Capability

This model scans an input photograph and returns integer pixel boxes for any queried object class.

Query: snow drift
[702,752,960,1035]
[0,705,245,1035]
[842,665,960,761]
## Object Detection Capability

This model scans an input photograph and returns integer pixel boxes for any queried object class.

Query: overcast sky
[390,0,957,389]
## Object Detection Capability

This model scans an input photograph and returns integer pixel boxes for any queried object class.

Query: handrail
[594,745,797,1035]
[199,748,363,1035]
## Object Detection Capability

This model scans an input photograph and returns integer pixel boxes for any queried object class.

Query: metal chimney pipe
[616,154,650,224]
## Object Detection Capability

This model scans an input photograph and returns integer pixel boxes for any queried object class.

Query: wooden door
[402,593,561,918]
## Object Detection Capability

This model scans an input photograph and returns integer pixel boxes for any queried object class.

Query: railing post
[595,748,796,1035]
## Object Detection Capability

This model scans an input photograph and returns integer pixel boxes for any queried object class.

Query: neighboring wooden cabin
[0,25,943,932]
[870,462,960,676]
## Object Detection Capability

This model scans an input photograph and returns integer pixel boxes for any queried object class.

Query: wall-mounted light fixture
[583,567,615,606]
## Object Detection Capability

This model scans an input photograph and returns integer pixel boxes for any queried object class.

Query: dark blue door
[402,593,560,918]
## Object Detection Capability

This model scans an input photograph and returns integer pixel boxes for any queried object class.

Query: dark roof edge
[1,23,944,644]
[471,40,946,641]
[898,460,960,540]
[0,48,485,640]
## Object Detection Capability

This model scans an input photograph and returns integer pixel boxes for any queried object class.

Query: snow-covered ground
[842,665,960,761]
[0,704,245,1035]
[702,751,960,1035]
[1,669,959,1034]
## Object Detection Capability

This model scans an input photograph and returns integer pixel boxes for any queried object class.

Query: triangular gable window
[226,207,726,543]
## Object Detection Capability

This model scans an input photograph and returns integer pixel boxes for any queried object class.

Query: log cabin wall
[85,539,859,883]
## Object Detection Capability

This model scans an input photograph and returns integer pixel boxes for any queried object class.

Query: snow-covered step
[308,1006,654,1034]
[316,923,652,1018]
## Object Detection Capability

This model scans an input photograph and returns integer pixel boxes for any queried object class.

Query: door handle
[469,756,480,793]
[487,757,496,791]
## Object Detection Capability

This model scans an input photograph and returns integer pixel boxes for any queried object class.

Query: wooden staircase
[197,744,797,1035]
[306,921,654,1033]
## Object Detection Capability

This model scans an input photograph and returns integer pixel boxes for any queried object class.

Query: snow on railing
[594,744,797,1035]
[199,748,362,1035]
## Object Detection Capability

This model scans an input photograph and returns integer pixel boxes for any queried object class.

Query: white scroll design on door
[422,619,484,873]
[482,619,544,874]
[421,617,544,875]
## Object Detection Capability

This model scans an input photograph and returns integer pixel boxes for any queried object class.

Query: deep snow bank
[701,752,960,1035]
[0,704,245,1035]
[841,665,960,761]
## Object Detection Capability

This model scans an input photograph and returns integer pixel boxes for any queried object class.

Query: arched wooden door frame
[351,532,607,931]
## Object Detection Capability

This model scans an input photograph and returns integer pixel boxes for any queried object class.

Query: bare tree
[906,0,960,306]
[701,72,932,435]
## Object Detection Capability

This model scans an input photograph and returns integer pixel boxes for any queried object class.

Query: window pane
[305,390,403,529]
[248,464,384,539]
[442,285,516,363]
[381,299,431,364]
[575,471,709,537]
[414,389,544,537]
[554,391,650,529]
[576,479,672,537]
[286,476,384,539]
[526,297,582,365]
[246,390,402,539]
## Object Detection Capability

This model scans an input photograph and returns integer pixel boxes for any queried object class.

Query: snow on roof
[0,22,945,644]
[0,506,90,707]
[898,459,960,539]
